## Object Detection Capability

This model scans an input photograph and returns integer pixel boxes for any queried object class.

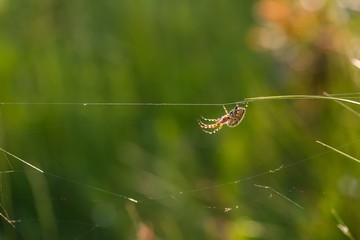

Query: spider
[198,102,248,134]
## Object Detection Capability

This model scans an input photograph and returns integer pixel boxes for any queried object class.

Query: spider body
[198,103,247,134]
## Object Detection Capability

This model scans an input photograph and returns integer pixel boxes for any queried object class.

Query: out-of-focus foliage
[249,0,360,91]
[0,0,360,239]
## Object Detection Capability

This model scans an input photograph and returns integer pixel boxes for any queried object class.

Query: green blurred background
[1,0,360,239]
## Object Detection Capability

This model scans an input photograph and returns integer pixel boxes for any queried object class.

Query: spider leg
[201,124,223,134]
[201,128,217,134]
[200,116,220,122]
[222,105,229,115]
[197,119,219,129]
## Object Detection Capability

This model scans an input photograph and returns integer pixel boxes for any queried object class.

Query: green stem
[245,95,360,106]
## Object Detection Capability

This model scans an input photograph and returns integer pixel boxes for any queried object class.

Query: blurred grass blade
[316,141,360,164]
[0,147,44,173]
[331,209,356,240]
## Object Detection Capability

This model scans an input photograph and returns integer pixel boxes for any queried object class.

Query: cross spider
[198,102,248,134]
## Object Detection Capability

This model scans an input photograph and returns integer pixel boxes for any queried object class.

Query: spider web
[0,150,311,239]
[0,96,359,239]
